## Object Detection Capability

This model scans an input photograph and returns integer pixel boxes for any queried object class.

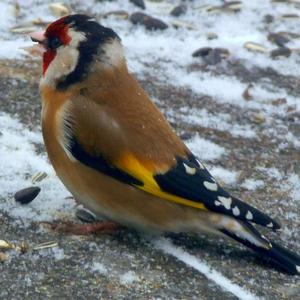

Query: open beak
[24,31,47,57]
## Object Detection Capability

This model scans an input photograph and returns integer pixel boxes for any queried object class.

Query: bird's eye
[48,37,62,49]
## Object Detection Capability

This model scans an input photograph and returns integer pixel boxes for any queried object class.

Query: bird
[29,14,300,275]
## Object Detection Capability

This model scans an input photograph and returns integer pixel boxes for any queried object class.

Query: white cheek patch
[99,39,124,68]
[41,29,87,87]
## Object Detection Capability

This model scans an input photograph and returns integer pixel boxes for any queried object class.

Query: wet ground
[0,58,299,299]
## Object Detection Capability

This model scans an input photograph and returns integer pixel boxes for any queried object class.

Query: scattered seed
[102,10,129,20]
[263,14,274,23]
[251,113,265,124]
[170,5,187,17]
[129,0,146,9]
[272,98,287,106]
[242,84,254,101]
[14,186,41,205]
[192,47,213,58]
[31,171,48,184]
[171,20,195,30]
[192,47,229,64]
[268,33,290,47]
[49,3,69,17]
[11,26,36,34]
[244,42,269,53]
[130,12,168,30]
[207,32,218,40]
[270,47,292,58]
[207,1,242,13]
[31,18,50,26]
[76,208,97,223]
[33,241,58,251]
[0,252,8,262]
[280,14,299,19]
[0,240,13,250]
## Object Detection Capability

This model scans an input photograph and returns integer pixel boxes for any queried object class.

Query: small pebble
[130,12,168,30]
[192,47,229,65]
[242,84,254,101]
[76,208,97,223]
[192,47,212,58]
[263,14,274,23]
[129,0,146,9]
[270,47,291,58]
[14,186,41,205]
[268,33,290,47]
[170,5,187,17]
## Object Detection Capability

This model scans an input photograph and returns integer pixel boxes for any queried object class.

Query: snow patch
[187,135,226,161]
[242,179,265,191]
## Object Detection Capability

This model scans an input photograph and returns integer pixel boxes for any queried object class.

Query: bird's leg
[40,220,120,235]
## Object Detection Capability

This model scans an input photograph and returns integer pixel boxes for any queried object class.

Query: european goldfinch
[29,14,300,275]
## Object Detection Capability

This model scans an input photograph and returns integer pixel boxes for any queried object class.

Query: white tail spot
[246,211,253,220]
[183,163,196,175]
[203,181,218,191]
[266,222,273,228]
[232,206,240,216]
[217,196,232,210]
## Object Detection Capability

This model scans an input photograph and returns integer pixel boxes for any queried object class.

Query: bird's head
[29,14,123,90]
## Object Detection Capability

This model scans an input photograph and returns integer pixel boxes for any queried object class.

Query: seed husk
[33,241,58,251]
[76,208,97,223]
[244,42,269,53]
[31,172,48,184]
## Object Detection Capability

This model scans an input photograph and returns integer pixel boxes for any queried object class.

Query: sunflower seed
[76,208,97,223]
[14,186,41,205]
[170,5,187,17]
[268,33,290,47]
[270,47,292,58]
[130,12,168,30]
[129,0,146,9]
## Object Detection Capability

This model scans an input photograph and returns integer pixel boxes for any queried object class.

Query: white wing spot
[246,211,253,220]
[196,159,205,169]
[214,200,221,206]
[183,163,196,175]
[266,222,273,228]
[203,181,218,191]
[217,196,232,210]
[232,206,240,216]
[296,265,300,273]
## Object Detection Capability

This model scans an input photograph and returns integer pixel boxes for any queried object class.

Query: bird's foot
[40,220,120,235]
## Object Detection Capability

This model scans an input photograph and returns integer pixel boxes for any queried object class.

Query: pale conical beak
[29,31,46,43]
[24,31,46,57]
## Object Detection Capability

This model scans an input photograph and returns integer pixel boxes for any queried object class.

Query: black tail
[220,222,300,275]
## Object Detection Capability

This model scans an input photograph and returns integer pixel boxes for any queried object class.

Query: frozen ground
[0,0,299,299]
